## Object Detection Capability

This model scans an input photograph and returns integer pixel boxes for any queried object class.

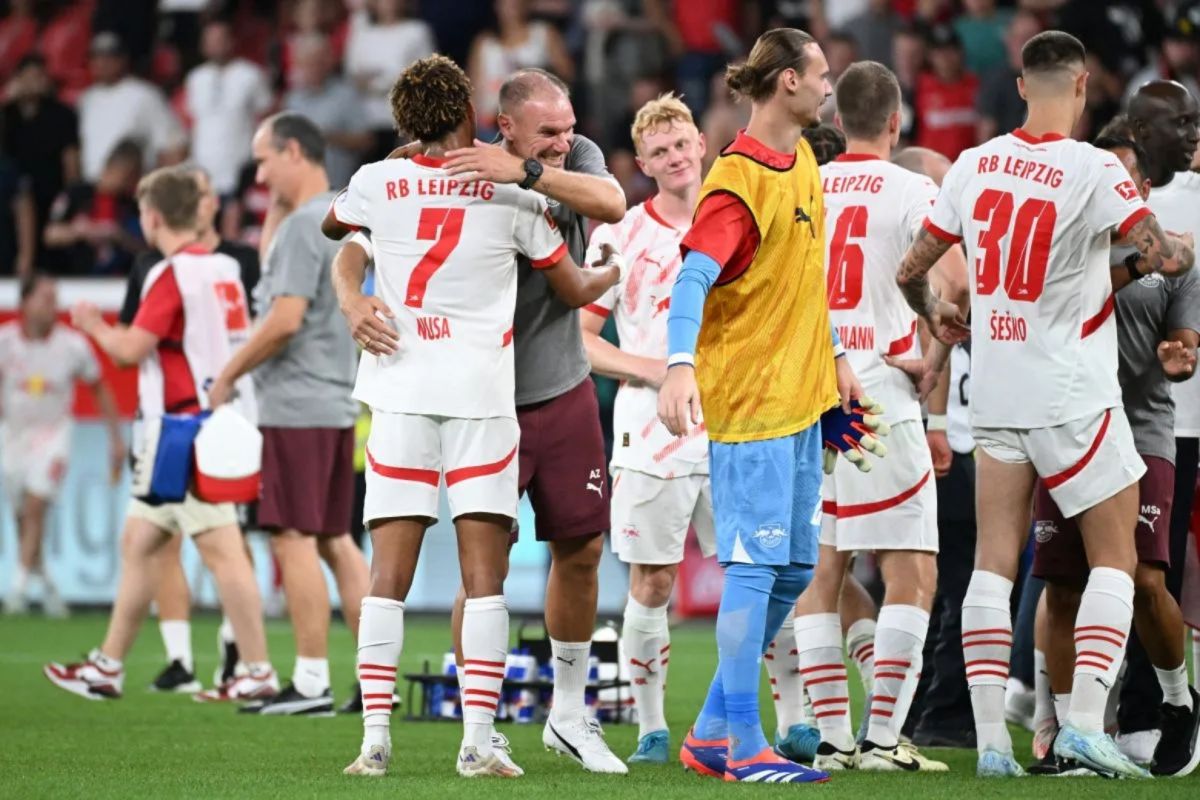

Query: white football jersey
[0,321,99,436]
[1148,172,1200,436]
[333,154,566,419]
[926,130,1150,429]
[821,154,939,424]
[585,198,708,478]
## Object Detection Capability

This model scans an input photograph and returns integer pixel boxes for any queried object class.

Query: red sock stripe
[1074,625,1126,640]
[768,642,776,649]
[874,660,911,669]
[362,693,393,700]
[789,649,798,656]
[963,640,1014,648]
[773,693,781,700]
[358,663,397,673]
[965,659,1010,668]
[852,644,874,661]
[966,668,1009,680]
[871,709,894,718]
[764,653,775,660]
[874,671,907,681]
[873,696,897,705]
[769,678,778,685]
[815,709,848,719]
[1075,660,1112,672]
[464,669,505,679]
[798,664,847,676]
[464,659,507,667]
[464,700,498,710]
[811,696,849,708]
[805,674,850,687]
[1074,634,1124,648]
[364,703,392,711]
[661,659,669,666]
[464,688,501,699]
[962,629,1012,638]
[359,672,397,682]
[660,645,671,654]
[1076,650,1114,664]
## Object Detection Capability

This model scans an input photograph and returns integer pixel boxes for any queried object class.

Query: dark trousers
[910,451,978,739]
[1118,437,1198,733]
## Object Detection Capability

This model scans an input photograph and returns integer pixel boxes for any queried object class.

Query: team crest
[752,524,787,549]
[1033,520,1057,543]
[1138,272,1165,289]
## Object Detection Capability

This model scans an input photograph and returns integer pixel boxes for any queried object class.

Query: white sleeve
[924,158,966,244]
[331,168,372,230]
[349,230,373,261]
[1084,148,1152,237]
[902,175,941,245]
[512,193,567,268]
[583,222,621,316]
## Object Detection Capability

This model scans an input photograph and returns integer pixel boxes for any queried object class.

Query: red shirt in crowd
[673,0,739,53]
[915,71,980,160]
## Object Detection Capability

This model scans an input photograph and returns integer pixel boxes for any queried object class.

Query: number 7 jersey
[332,153,566,419]
[924,129,1151,429]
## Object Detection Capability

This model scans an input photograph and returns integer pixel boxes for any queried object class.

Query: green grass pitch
[2,612,1196,798]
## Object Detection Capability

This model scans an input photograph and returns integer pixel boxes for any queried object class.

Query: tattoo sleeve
[1126,215,1195,273]
[897,227,954,317]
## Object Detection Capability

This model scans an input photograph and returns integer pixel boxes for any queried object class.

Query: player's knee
[552,533,604,577]
[368,567,410,601]
[633,566,676,606]
[1132,563,1167,602]
[460,566,504,599]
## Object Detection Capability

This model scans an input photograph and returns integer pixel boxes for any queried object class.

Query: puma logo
[794,206,811,224]
[556,656,576,667]
[586,482,603,498]
[629,657,657,675]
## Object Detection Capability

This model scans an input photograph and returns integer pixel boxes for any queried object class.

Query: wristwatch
[519,158,544,190]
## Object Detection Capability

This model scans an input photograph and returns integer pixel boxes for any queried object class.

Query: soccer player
[658,29,886,784]
[44,167,277,702]
[793,61,967,773]
[440,69,631,774]
[119,165,260,693]
[321,55,621,778]
[579,93,711,765]
[897,30,1193,778]
[1,273,122,617]
[207,113,371,715]
[1032,117,1200,779]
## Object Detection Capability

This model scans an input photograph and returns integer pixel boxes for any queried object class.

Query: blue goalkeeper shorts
[708,422,823,568]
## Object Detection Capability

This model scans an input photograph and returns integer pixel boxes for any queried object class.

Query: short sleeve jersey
[0,321,99,432]
[821,153,940,424]
[585,198,707,477]
[332,153,565,419]
[924,129,1150,429]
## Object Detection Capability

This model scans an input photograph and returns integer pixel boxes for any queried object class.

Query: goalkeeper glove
[821,397,890,474]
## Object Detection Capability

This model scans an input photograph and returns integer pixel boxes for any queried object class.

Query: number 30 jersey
[332,154,566,419]
[925,129,1150,429]
[821,154,940,425]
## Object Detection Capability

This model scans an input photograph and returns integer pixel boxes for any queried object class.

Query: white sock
[93,648,123,673]
[1067,567,1133,733]
[550,638,592,723]
[622,595,670,738]
[218,615,236,646]
[159,620,193,672]
[293,656,330,698]
[1033,649,1055,728]
[962,570,1014,754]
[766,608,804,738]
[795,612,854,751]
[12,566,29,596]
[845,617,876,694]
[1053,692,1071,726]
[463,595,509,754]
[1155,662,1193,709]
[357,597,403,750]
[866,604,928,748]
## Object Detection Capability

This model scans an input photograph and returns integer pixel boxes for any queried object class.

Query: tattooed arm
[1117,215,1195,276]
[897,228,970,345]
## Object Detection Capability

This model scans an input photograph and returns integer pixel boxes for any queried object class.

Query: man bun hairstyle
[137,166,201,232]
[725,28,817,102]
[835,61,900,140]
[1021,30,1086,75]
[390,54,473,142]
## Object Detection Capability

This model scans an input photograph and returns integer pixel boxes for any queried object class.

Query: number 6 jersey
[332,153,566,420]
[924,129,1151,429]
[821,153,940,425]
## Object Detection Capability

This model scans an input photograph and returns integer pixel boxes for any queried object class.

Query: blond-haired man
[580,93,710,765]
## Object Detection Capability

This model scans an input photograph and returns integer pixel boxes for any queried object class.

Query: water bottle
[512,649,538,723]
[585,655,601,719]
[440,651,460,718]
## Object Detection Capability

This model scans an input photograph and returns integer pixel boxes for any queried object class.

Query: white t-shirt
[926,130,1150,429]
[821,154,939,425]
[185,59,274,195]
[344,12,436,130]
[78,77,184,181]
[332,154,566,419]
[585,198,708,478]
[1147,172,1200,437]
[0,322,99,436]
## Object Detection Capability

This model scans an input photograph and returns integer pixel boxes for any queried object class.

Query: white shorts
[973,406,1145,519]
[820,420,938,553]
[364,411,519,525]
[3,425,70,503]
[611,469,715,564]
[127,493,238,537]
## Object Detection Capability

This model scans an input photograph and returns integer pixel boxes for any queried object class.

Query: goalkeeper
[657,28,886,784]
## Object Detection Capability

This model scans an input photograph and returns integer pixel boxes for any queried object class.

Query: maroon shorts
[1033,454,1173,584]
[516,378,610,541]
[258,426,355,536]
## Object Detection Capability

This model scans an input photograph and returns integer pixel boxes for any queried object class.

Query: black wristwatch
[1124,251,1146,283]
[518,158,544,190]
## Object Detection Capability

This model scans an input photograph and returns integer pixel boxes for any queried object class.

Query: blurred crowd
[3,0,1200,277]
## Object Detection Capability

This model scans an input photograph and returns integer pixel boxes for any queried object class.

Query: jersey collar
[1011,128,1067,145]
[833,153,882,162]
[412,153,449,168]
[644,196,680,231]
[722,130,796,171]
